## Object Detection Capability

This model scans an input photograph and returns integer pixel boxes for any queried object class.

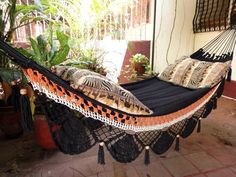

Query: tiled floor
[0,97,236,177]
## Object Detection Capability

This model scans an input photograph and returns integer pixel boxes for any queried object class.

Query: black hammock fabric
[122,77,211,116]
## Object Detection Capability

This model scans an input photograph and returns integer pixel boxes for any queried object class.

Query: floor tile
[207,147,236,166]
[161,156,199,177]
[205,168,236,177]
[185,152,223,172]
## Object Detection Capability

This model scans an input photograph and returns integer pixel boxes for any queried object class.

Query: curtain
[193,0,235,33]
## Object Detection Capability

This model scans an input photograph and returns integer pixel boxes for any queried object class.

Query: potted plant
[0,0,43,138]
[130,53,149,75]
[0,71,23,139]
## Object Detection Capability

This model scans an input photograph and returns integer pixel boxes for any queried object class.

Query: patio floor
[0,97,236,177]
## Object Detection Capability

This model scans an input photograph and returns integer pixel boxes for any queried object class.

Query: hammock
[0,28,236,164]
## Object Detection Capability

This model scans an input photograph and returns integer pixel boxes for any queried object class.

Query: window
[193,0,235,33]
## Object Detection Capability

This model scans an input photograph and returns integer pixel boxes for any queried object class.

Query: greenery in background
[37,0,135,42]
[0,0,142,80]
[18,27,70,69]
[0,0,43,81]
[0,0,43,42]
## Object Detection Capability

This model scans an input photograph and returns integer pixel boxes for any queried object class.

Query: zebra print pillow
[53,66,153,115]
[159,58,230,89]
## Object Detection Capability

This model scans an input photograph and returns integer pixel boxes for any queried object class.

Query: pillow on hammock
[159,57,231,89]
[53,66,153,115]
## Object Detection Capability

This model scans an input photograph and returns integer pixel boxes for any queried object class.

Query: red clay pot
[0,106,23,139]
[133,62,146,75]
[34,115,57,150]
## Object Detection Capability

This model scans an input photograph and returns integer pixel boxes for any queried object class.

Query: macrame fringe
[197,118,202,133]
[20,89,33,131]
[144,146,150,165]
[227,68,232,81]
[98,142,105,165]
[30,81,219,132]
[175,135,180,151]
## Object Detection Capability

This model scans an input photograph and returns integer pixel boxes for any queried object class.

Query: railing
[14,0,153,43]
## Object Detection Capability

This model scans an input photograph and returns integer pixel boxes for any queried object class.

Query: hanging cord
[175,0,186,61]
[166,0,177,65]
[205,30,233,55]
[208,30,235,58]
[207,30,233,55]
[218,30,236,58]
[224,30,236,54]
[202,29,231,51]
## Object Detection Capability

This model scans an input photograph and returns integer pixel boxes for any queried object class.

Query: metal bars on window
[193,0,235,33]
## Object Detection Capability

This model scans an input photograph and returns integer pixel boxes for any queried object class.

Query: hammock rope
[190,28,236,62]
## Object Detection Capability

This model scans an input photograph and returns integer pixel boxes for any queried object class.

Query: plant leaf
[19,16,44,25]
[36,35,47,60]
[29,37,45,66]
[56,30,69,47]
[15,5,39,15]
[50,46,70,66]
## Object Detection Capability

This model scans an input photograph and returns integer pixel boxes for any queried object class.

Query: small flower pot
[132,62,146,75]
[0,106,23,139]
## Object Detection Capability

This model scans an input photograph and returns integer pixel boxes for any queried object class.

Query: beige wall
[194,32,236,81]
[153,0,196,73]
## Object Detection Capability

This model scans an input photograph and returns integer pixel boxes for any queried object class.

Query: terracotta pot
[133,62,146,75]
[0,106,23,139]
[34,115,57,150]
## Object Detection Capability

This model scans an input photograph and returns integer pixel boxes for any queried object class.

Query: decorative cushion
[53,66,153,115]
[159,58,231,89]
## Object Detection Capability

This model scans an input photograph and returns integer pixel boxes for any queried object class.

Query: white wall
[153,0,196,73]
[194,32,236,81]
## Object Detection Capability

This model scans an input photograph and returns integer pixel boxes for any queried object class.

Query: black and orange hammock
[0,28,236,164]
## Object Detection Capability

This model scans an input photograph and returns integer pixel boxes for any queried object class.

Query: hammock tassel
[175,135,180,151]
[20,88,33,131]
[11,81,21,112]
[98,142,105,165]
[197,118,202,133]
[144,146,150,165]
[213,98,217,109]
[227,68,232,81]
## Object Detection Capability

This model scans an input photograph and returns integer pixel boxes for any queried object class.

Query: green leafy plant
[62,48,107,75]
[0,0,43,68]
[130,53,149,64]
[18,29,70,68]
[0,0,42,42]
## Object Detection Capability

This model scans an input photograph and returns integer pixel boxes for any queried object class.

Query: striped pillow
[54,66,153,115]
[159,58,230,89]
